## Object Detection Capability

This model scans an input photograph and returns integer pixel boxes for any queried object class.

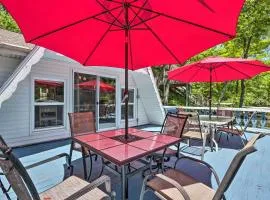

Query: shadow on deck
[1,125,269,200]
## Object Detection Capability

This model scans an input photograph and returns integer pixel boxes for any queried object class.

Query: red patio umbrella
[168,56,270,119]
[1,0,245,139]
[75,80,115,92]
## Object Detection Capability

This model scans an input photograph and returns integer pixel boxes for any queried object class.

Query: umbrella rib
[92,16,123,28]
[237,61,270,69]
[130,4,234,38]
[223,63,252,79]
[187,65,205,82]
[83,9,124,65]
[28,5,122,43]
[129,7,181,64]
[96,0,123,26]
[129,0,149,26]
[130,14,161,29]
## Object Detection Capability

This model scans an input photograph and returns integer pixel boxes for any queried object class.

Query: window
[34,79,64,129]
[121,89,135,120]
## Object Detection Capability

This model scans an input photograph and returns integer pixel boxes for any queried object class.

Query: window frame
[31,77,66,132]
[120,88,136,121]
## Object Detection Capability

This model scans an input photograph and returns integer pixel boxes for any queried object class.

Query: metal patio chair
[0,135,115,200]
[216,111,257,147]
[179,111,210,160]
[68,112,98,180]
[140,133,263,200]
[144,113,188,174]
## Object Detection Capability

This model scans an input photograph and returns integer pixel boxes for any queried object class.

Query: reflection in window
[34,80,64,129]
[99,77,116,129]
[121,89,135,119]
[74,73,96,113]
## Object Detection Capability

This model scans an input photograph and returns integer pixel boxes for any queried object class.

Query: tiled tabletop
[74,128,181,166]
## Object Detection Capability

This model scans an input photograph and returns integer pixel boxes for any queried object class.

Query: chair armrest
[155,174,191,200]
[174,156,220,186]
[64,175,116,200]
[25,153,72,170]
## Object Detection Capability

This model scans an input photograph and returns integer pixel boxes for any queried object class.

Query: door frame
[72,68,120,131]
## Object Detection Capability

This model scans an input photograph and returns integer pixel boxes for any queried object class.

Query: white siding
[0,56,21,86]
[0,51,163,146]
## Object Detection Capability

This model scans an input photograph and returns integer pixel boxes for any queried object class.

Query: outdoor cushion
[40,175,109,200]
[147,169,215,200]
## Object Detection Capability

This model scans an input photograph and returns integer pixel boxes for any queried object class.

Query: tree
[0,5,20,32]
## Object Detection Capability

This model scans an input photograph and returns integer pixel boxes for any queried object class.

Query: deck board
[1,126,269,200]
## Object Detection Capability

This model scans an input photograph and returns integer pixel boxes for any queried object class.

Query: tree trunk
[239,36,252,107]
[163,81,170,105]
[239,80,245,107]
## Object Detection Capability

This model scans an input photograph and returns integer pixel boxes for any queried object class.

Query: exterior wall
[0,56,22,87]
[0,50,163,146]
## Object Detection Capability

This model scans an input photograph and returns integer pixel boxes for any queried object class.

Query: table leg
[81,147,88,180]
[121,165,128,200]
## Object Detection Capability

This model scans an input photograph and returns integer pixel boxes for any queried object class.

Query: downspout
[0,46,45,108]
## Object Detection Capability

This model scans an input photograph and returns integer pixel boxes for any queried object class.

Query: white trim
[31,76,67,133]
[120,87,137,121]
[0,46,45,109]
[72,69,119,131]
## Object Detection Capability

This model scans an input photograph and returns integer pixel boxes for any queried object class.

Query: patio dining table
[199,115,234,151]
[73,128,181,200]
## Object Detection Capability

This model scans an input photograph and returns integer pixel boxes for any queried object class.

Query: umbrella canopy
[168,57,270,83]
[2,0,245,68]
[168,56,270,118]
[2,0,245,139]
[75,80,115,92]
[35,80,64,87]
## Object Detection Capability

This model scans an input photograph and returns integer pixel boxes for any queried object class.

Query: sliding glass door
[74,72,96,113]
[73,72,116,130]
[98,77,116,129]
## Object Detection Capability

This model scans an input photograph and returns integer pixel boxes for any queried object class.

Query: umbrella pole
[124,3,129,140]
[209,67,212,120]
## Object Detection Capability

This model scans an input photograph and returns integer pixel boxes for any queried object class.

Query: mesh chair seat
[147,169,215,200]
[182,131,209,140]
[40,176,109,200]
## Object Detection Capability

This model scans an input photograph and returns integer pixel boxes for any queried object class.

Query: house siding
[0,51,163,146]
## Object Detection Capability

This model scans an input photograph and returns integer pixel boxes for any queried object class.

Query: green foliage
[0,5,20,32]
[166,0,270,107]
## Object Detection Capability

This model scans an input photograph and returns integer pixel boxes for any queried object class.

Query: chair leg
[99,158,105,178]
[0,178,11,200]
[81,150,88,180]
[69,141,74,166]
[87,151,93,181]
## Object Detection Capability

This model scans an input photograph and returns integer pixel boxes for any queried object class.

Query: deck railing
[164,106,270,134]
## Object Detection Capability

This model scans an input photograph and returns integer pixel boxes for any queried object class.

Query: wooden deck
[1,126,269,200]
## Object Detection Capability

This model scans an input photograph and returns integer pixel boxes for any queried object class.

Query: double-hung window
[34,79,65,129]
[121,88,135,120]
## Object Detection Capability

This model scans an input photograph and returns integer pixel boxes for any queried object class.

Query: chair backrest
[179,112,203,138]
[68,112,96,137]
[216,109,233,117]
[161,113,188,138]
[0,136,40,200]
[213,134,262,200]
